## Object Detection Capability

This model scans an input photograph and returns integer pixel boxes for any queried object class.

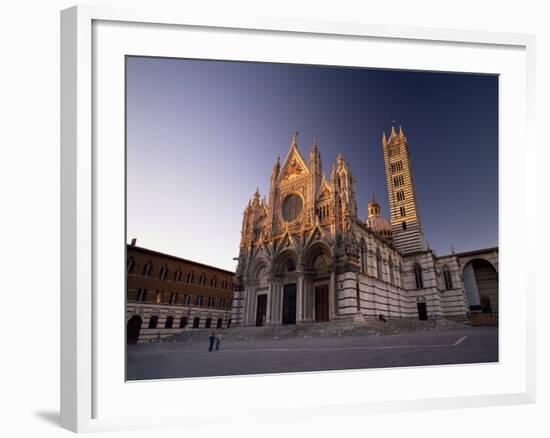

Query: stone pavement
[127,326,498,380]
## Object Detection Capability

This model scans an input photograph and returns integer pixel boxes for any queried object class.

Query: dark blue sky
[126,57,498,270]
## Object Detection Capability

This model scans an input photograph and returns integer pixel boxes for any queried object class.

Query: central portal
[282,283,297,325]
[315,285,329,322]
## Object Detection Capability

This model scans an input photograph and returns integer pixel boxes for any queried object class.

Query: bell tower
[382,124,426,254]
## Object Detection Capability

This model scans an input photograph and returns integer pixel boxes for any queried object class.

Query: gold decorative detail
[282,158,304,181]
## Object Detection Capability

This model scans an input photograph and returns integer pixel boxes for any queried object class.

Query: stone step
[162,317,469,343]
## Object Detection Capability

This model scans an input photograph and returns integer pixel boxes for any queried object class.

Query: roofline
[443,246,499,258]
[126,244,236,276]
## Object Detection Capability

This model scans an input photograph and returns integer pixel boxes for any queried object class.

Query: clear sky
[126,56,498,271]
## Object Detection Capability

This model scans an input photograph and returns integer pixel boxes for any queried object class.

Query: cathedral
[231,127,498,327]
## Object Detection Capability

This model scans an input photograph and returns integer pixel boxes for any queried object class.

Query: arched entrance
[127,315,142,344]
[303,242,332,322]
[463,258,498,314]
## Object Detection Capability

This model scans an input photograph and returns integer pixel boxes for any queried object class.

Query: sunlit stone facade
[232,128,498,327]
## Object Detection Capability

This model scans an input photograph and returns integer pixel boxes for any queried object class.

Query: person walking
[215,333,222,351]
[208,332,216,352]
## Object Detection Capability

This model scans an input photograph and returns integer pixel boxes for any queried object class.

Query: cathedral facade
[231,127,498,327]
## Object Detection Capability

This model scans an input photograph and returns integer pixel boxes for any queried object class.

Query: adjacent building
[126,241,235,344]
[232,128,498,327]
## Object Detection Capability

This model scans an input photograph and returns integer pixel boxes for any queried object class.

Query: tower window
[390,161,403,173]
[393,175,404,187]
[396,191,405,202]
[400,206,406,217]
[402,221,407,230]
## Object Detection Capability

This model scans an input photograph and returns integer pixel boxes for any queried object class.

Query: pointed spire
[399,125,405,138]
[291,130,299,148]
[382,131,387,145]
[371,193,376,203]
[390,124,397,138]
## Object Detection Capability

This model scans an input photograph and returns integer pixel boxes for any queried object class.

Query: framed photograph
[61,5,536,433]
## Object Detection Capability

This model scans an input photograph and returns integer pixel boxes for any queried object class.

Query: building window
[179,317,188,328]
[199,273,206,286]
[197,296,203,306]
[400,206,406,217]
[210,276,217,288]
[205,318,212,328]
[396,191,405,202]
[360,241,368,274]
[414,264,424,289]
[216,318,223,328]
[390,161,403,173]
[393,175,404,187]
[127,257,135,274]
[169,292,177,304]
[142,261,153,277]
[376,249,383,280]
[221,279,227,289]
[136,288,147,302]
[187,271,194,284]
[174,269,182,282]
[219,298,225,309]
[389,257,395,284]
[165,316,174,329]
[155,291,163,304]
[159,265,168,280]
[443,267,453,290]
[402,221,407,230]
[192,317,200,328]
[184,295,191,305]
[208,297,214,308]
[148,315,158,329]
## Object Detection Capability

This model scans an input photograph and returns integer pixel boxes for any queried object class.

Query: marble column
[297,272,305,322]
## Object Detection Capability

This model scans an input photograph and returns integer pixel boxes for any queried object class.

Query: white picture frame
[60,4,536,433]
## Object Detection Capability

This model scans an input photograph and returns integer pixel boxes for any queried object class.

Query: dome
[366,215,392,235]
[365,194,392,239]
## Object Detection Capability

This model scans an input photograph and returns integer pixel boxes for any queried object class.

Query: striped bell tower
[382,124,426,254]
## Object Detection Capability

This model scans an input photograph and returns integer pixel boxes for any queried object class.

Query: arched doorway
[463,259,498,314]
[304,242,332,322]
[127,315,142,344]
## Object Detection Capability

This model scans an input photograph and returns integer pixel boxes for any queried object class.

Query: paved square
[127,326,498,380]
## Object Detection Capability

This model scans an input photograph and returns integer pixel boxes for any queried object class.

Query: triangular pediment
[279,144,309,183]
[317,176,332,200]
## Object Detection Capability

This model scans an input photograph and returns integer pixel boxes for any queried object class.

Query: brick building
[126,242,235,344]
